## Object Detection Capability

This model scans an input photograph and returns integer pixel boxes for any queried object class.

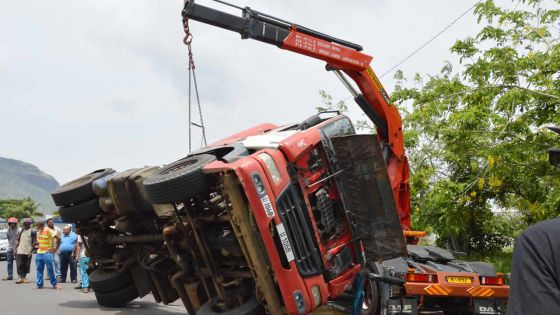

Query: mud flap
[387,298,418,315]
[473,299,502,315]
[330,135,407,263]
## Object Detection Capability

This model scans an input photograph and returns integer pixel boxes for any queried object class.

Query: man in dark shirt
[2,217,20,281]
[508,218,560,314]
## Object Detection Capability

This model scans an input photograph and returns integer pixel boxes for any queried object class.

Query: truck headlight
[258,153,281,183]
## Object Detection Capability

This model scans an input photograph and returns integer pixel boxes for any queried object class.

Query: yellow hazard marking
[366,67,391,104]
[467,287,495,297]
[424,285,452,296]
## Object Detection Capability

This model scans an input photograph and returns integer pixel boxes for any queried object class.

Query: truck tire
[197,295,264,315]
[94,283,139,307]
[90,267,134,294]
[59,198,101,223]
[361,278,380,315]
[143,154,216,204]
[52,168,115,207]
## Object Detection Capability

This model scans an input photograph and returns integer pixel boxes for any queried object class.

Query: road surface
[0,260,187,315]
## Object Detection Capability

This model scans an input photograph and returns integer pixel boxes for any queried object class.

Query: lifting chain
[183,19,207,153]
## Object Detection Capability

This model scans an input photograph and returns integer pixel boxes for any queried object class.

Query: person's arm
[14,230,21,255]
[74,242,81,259]
[51,230,60,253]
[71,235,78,258]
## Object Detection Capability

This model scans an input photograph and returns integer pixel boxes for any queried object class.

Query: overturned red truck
[52,1,508,314]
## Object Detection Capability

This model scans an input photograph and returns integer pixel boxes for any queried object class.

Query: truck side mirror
[549,148,560,166]
[547,126,560,166]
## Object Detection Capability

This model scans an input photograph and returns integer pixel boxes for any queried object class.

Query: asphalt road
[0,259,187,315]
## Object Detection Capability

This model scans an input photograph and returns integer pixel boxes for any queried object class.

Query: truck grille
[276,184,323,277]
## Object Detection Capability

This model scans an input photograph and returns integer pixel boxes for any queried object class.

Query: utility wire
[379,0,483,78]
[331,1,483,106]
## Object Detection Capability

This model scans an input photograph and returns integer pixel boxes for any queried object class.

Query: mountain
[0,157,59,213]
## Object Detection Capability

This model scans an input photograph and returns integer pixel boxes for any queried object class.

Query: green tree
[316,90,348,113]
[0,198,44,220]
[392,0,560,254]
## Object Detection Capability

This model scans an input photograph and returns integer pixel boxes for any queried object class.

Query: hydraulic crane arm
[182,0,411,229]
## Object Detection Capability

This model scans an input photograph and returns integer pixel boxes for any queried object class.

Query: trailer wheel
[143,154,216,204]
[197,295,264,315]
[94,283,139,307]
[51,168,114,207]
[361,278,380,315]
[90,267,134,294]
[59,198,101,223]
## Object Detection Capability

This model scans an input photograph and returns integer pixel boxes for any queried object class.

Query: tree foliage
[0,198,44,220]
[316,90,348,113]
[392,0,560,253]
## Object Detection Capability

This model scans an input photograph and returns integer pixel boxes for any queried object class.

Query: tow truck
[52,1,508,314]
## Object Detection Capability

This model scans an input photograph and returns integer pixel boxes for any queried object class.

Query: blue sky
[1,0,503,183]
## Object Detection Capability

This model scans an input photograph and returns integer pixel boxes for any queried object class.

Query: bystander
[75,234,90,293]
[14,218,35,284]
[46,218,62,282]
[2,217,20,281]
[35,220,61,289]
[59,225,78,283]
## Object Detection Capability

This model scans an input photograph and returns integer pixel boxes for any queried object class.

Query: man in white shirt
[74,235,90,293]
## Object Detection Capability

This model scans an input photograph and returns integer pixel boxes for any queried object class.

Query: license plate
[276,223,295,262]
[447,276,473,284]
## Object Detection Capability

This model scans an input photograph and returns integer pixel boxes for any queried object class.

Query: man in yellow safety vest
[34,220,61,289]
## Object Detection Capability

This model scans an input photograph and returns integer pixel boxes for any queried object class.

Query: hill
[0,157,59,213]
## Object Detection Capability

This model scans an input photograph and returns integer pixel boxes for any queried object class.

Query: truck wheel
[90,267,134,294]
[94,283,139,307]
[143,154,216,204]
[52,168,115,207]
[361,278,380,315]
[197,295,264,315]
[59,198,101,223]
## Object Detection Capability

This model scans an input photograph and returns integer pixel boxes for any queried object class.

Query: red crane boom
[182,0,411,229]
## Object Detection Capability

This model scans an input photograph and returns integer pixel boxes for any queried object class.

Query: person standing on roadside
[46,218,62,282]
[59,225,78,283]
[2,217,20,281]
[35,220,61,289]
[15,218,36,284]
[75,234,90,293]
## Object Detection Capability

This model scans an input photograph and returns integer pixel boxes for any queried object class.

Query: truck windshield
[0,231,7,239]
[320,117,355,138]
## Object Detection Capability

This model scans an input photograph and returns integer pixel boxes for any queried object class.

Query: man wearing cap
[14,218,36,284]
[2,217,20,281]
[35,219,61,289]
